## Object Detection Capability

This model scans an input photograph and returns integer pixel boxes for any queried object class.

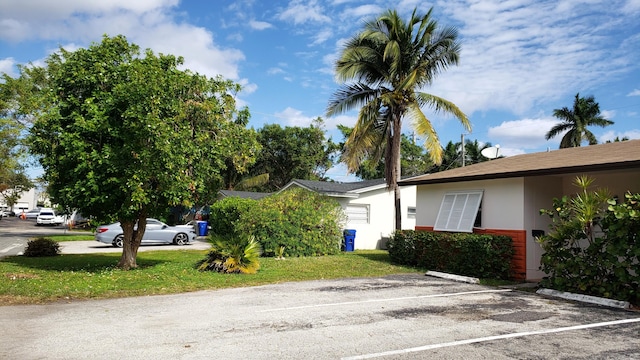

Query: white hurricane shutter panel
[346,204,369,224]
[434,191,483,232]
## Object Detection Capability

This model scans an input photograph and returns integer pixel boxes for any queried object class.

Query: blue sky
[2,0,640,181]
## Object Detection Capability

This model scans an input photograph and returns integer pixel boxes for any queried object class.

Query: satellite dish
[481,144,501,159]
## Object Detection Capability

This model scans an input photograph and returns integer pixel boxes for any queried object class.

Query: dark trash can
[343,229,356,252]
[197,221,208,236]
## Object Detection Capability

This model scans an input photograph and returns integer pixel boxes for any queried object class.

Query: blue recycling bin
[343,229,356,252]
[197,221,208,236]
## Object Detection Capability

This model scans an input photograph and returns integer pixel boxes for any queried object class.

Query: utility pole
[461,133,465,167]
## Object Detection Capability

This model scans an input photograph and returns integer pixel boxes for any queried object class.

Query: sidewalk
[59,238,211,254]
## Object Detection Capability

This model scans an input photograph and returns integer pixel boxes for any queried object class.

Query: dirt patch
[5,273,40,280]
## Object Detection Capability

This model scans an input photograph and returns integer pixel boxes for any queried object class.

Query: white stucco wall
[415,178,525,230]
[0,188,39,212]
[340,185,416,250]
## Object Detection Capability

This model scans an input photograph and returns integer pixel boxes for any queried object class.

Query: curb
[536,288,631,309]
[425,270,480,284]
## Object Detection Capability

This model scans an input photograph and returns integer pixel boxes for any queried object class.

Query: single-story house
[399,140,640,281]
[280,179,416,250]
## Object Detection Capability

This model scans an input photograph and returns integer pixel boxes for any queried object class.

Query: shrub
[23,237,61,257]
[538,176,640,304]
[197,236,262,274]
[236,188,345,257]
[208,197,259,238]
[388,230,514,279]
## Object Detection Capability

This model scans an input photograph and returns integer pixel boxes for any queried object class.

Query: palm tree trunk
[391,115,402,230]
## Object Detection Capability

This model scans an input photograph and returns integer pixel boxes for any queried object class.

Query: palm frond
[415,92,470,131]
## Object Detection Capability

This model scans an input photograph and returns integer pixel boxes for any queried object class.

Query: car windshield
[40,212,54,216]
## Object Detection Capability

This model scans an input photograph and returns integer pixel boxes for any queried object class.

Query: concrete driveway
[1,274,639,359]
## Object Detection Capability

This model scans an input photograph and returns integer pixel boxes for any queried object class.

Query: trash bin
[343,229,356,252]
[197,221,208,236]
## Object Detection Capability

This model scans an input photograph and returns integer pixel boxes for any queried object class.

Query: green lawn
[0,250,423,305]
[45,234,95,241]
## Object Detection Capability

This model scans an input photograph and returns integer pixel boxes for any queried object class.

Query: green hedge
[387,230,514,279]
[208,188,345,257]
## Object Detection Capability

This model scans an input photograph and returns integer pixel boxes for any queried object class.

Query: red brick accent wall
[414,226,527,281]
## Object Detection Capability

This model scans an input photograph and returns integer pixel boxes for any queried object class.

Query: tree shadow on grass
[2,253,166,273]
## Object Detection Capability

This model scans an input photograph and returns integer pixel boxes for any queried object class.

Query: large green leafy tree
[27,35,252,269]
[0,67,44,201]
[327,7,470,229]
[545,93,614,148]
[249,119,335,191]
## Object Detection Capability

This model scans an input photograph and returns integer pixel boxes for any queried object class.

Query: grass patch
[0,250,423,305]
[44,234,95,242]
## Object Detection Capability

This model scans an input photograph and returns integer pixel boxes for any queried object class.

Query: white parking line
[0,243,23,253]
[342,317,640,360]
[257,289,513,313]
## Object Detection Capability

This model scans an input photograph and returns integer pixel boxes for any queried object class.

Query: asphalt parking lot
[1,274,639,359]
[2,217,639,358]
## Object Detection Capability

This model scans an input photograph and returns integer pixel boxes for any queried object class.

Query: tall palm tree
[545,93,613,148]
[326,7,470,230]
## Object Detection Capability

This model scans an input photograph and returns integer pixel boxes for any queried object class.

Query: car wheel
[113,235,124,248]
[173,233,188,245]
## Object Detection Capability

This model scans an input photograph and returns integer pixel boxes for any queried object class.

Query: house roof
[217,190,272,200]
[399,140,640,186]
[280,178,387,198]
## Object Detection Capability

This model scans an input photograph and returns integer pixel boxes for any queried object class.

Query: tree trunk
[390,113,402,231]
[117,216,147,270]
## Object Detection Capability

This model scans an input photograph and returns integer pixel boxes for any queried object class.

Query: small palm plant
[197,235,262,274]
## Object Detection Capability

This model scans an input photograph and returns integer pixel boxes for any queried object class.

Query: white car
[95,218,197,248]
[36,209,65,226]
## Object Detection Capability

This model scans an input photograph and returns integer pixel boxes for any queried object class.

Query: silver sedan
[95,218,197,248]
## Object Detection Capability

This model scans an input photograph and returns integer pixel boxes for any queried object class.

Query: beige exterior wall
[524,176,562,280]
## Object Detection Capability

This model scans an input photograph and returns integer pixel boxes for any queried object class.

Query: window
[434,191,483,232]
[346,204,370,224]
[407,206,416,218]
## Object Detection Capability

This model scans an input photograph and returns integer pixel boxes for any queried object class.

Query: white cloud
[599,129,640,142]
[249,20,272,30]
[426,0,630,117]
[274,107,316,127]
[0,0,179,42]
[0,57,16,76]
[342,4,382,18]
[310,29,333,46]
[601,110,616,120]
[628,89,640,96]
[325,114,356,129]
[135,23,244,80]
[488,118,559,150]
[623,0,640,12]
[0,1,244,81]
[238,78,257,95]
[277,0,331,24]
[267,67,285,75]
